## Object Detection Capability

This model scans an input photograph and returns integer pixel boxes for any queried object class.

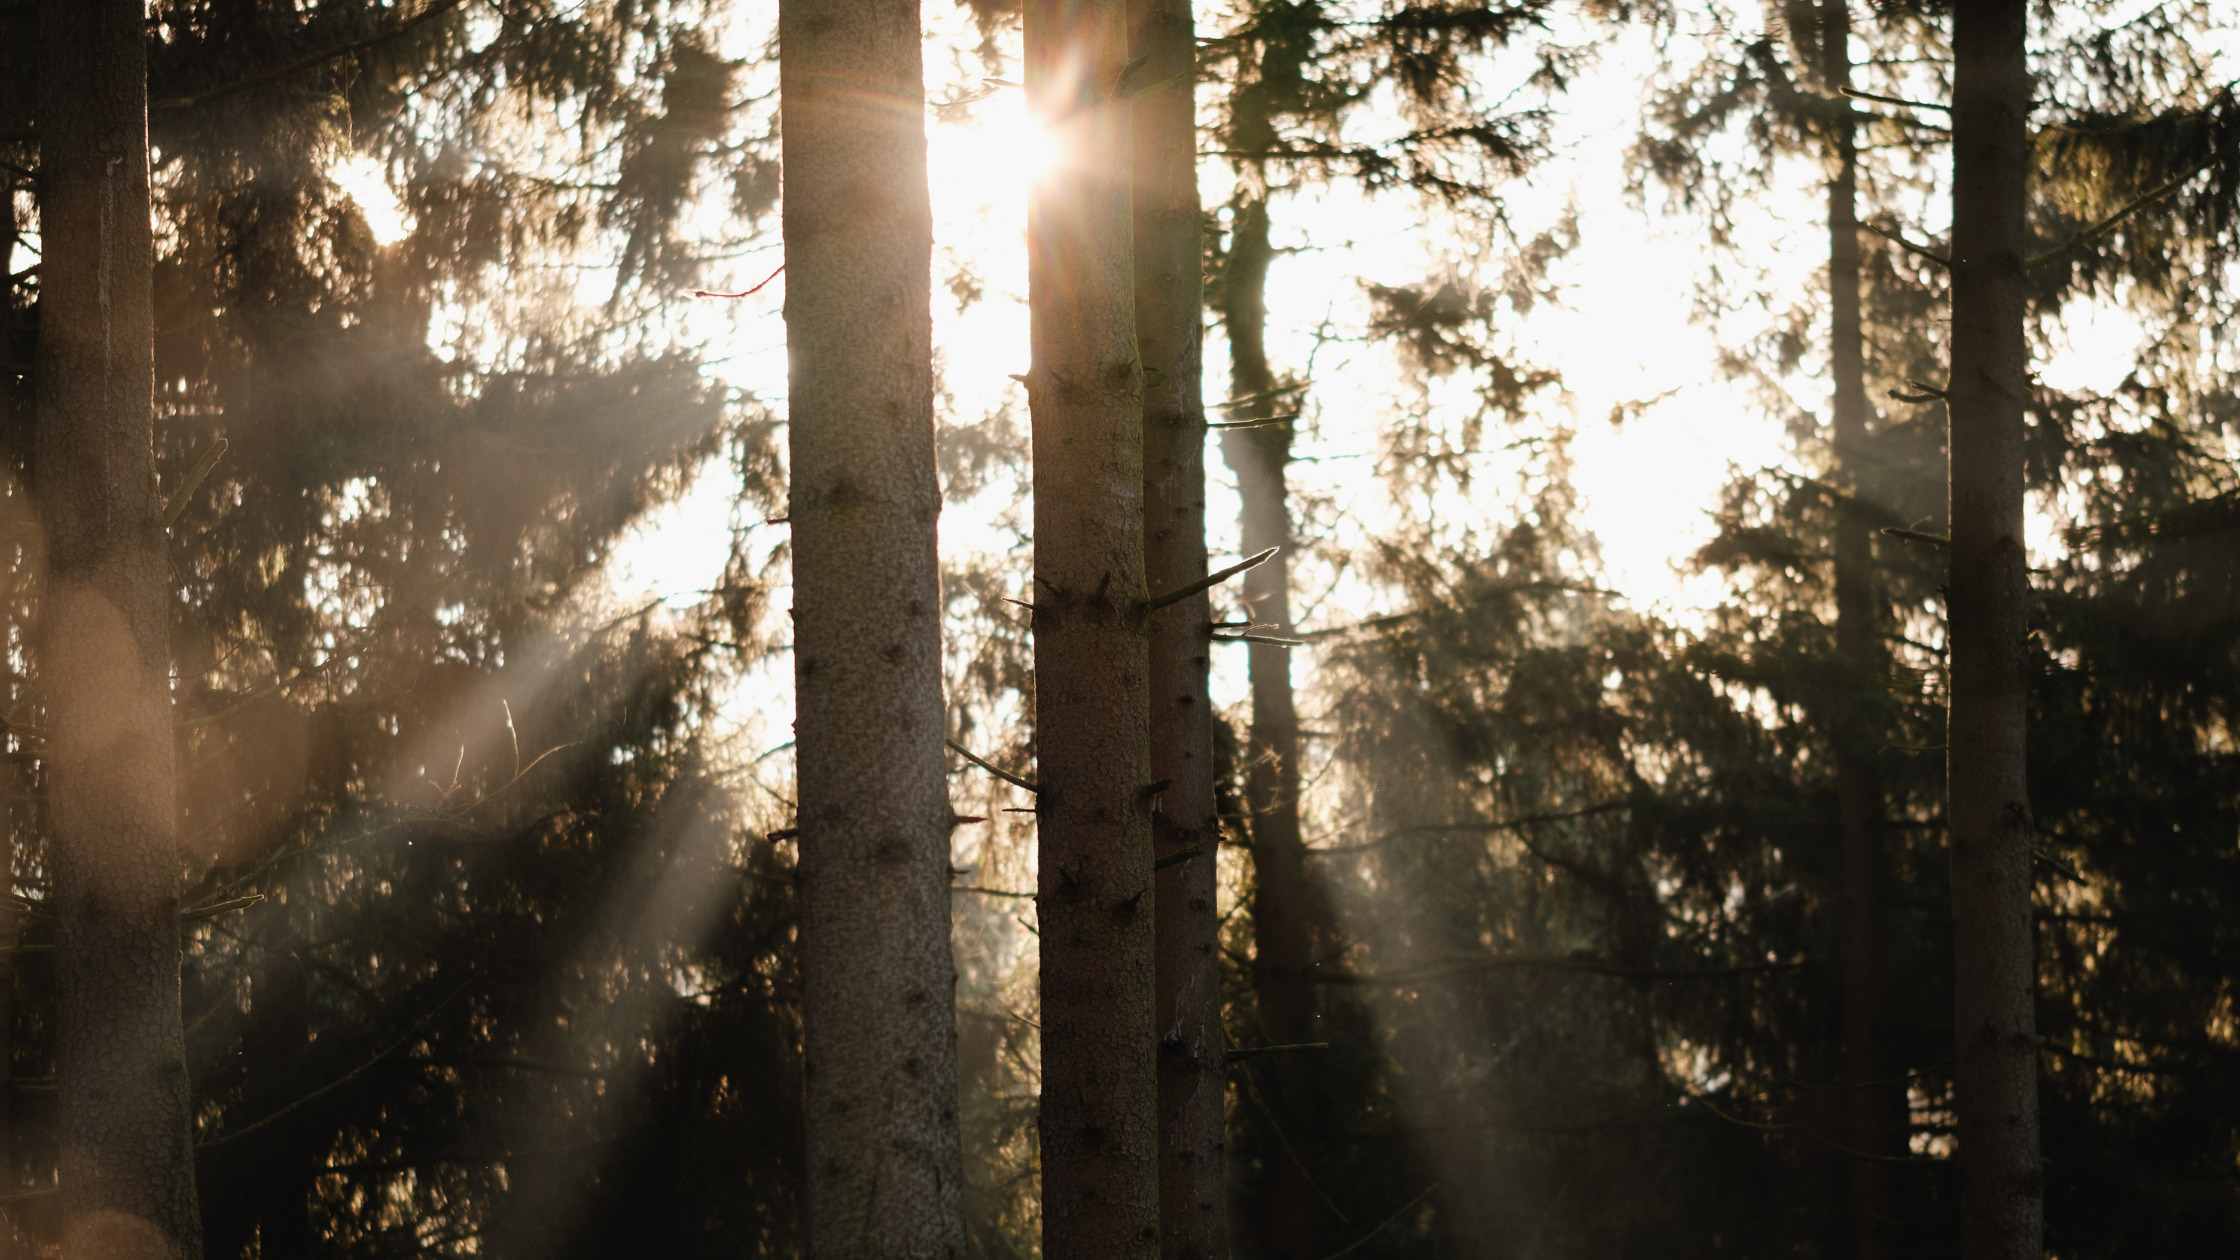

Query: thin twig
[945,738,1038,793]
[1862,220,1949,267]
[1318,1182,1436,1260]
[1145,546,1278,613]
[691,263,785,299]
[1213,632,1305,647]
[163,438,229,530]
[1225,1041,1329,1063]
[1840,86,1948,112]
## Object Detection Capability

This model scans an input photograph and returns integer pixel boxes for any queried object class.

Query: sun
[927,85,1061,206]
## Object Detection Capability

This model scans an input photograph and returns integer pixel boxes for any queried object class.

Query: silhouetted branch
[1145,546,1278,612]
[945,738,1038,793]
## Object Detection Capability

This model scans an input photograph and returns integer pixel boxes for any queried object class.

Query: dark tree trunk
[1820,5,1903,1257]
[779,0,968,1250]
[35,3,203,1256]
[1217,194,1320,1260]
[1945,4,2043,1258]
[246,896,312,1260]
[1130,0,1226,1255]
[1024,2,1157,1255]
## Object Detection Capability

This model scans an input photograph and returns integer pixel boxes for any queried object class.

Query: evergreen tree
[779,0,968,1250]
[1945,4,2040,1256]
[34,2,204,1253]
[1022,0,1158,1253]
[1129,0,1226,1253]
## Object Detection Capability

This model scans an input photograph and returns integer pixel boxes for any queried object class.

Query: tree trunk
[245,894,313,1260]
[778,0,968,1251]
[1132,1,1224,1255]
[1217,194,1320,1260]
[35,3,203,1256]
[1820,5,1902,1257]
[1945,4,2042,1259]
[1024,3,1157,1256]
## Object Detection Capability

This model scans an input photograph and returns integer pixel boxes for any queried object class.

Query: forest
[3,0,2239,1257]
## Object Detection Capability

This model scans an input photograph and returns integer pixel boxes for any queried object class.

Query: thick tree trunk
[779,0,967,1252]
[1820,6,1902,1257]
[35,2,203,1256]
[1945,4,2042,1259]
[1217,195,1320,1260]
[1024,2,1157,1255]
[1130,1,1226,1256]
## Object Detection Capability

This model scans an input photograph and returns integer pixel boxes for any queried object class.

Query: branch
[945,738,1037,794]
[2028,143,2234,270]
[1208,381,1311,411]
[154,0,470,114]
[691,263,784,299]
[1207,412,1298,430]
[1879,526,1949,548]
[164,437,229,530]
[1318,953,1806,986]
[1861,221,1949,267]
[1212,632,1304,647]
[1145,546,1278,613]
[1225,1041,1329,1064]
[197,981,472,1151]
[179,894,263,923]
[1840,86,1949,113]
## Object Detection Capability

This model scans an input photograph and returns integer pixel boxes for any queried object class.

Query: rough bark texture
[779,0,968,1253]
[1217,196,1320,1260]
[1130,0,1224,1254]
[1024,2,1158,1256]
[1820,6,1902,1257]
[1945,4,2043,1259]
[35,3,204,1256]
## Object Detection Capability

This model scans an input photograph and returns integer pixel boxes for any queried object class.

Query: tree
[1129,0,1225,1253]
[1023,0,1157,1253]
[1638,4,1937,1249]
[6,3,806,1255]
[1945,4,2041,1256]
[34,1,204,1254]
[779,0,968,1252]
[1199,4,1560,1250]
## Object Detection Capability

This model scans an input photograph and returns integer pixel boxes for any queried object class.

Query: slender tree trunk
[35,3,203,1256]
[1131,2,1225,1257]
[1024,2,1157,1255]
[246,894,312,1260]
[1217,194,1320,1260]
[1946,4,2042,1259]
[779,0,967,1252]
[1821,5,1902,1257]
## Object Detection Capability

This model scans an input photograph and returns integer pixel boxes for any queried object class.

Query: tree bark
[35,2,203,1256]
[1025,2,1158,1255]
[1216,195,1320,1260]
[779,0,967,1252]
[1820,6,1903,1258]
[1131,1,1224,1255]
[1945,4,2042,1259]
